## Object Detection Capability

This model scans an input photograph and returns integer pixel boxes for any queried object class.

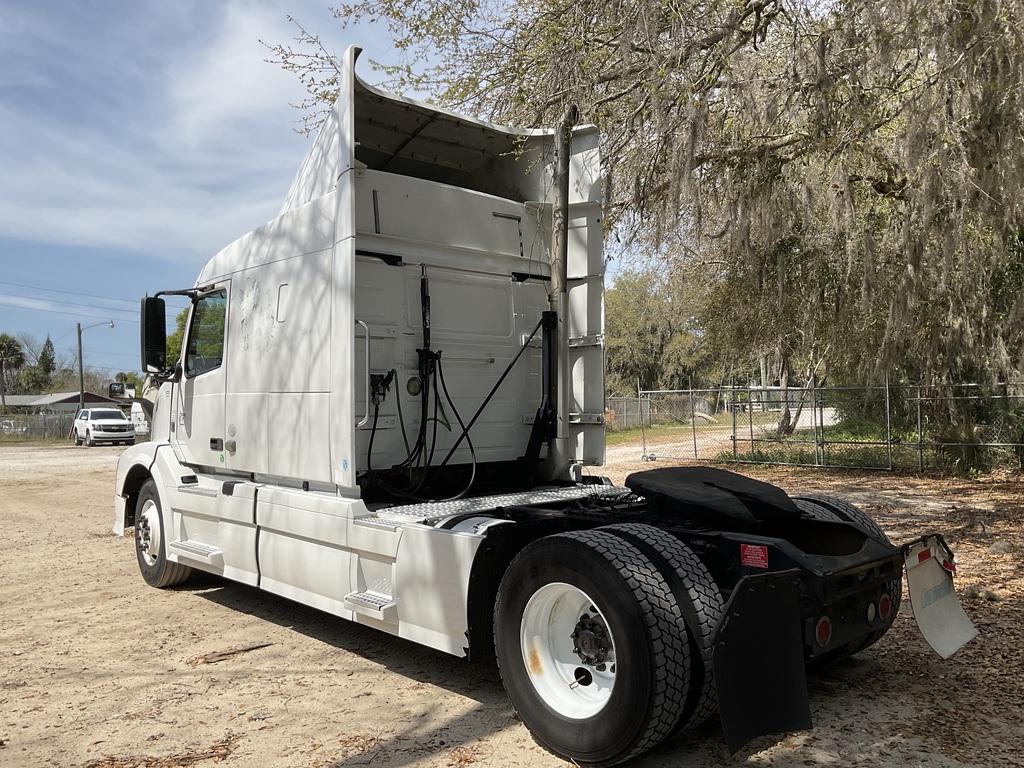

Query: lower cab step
[168,540,223,566]
[344,590,398,622]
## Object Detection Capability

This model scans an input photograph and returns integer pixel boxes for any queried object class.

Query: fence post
[731,378,737,460]
[819,376,828,466]
[916,384,924,472]
[689,376,698,460]
[638,378,647,460]
[885,373,894,471]
[748,386,755,459]
[811,373,820,466]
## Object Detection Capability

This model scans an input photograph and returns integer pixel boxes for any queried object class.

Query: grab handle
[356,319,370,427]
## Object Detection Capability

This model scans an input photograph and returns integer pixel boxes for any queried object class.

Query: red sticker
[740,544,769,569]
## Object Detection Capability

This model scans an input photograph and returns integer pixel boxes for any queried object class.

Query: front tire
[85,430,95,447]
[495,529,691,766]
[135,479,192,588]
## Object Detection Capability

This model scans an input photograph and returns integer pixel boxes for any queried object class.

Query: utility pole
[76,320,115,412]
[77,323,85,412]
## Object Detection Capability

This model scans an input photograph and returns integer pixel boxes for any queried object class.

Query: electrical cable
[434,316,545,472]
[366,402,380,472]
[434,353,477,500]
[394,377,411,454]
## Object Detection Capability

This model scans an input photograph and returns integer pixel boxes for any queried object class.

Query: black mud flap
[713,569,812,753]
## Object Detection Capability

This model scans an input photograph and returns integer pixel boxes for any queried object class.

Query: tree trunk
[776,352,791,438]
[759,355,769,411]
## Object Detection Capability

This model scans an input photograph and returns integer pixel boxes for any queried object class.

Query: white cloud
[167,1,312,149]
[0,1,338,262]
[0,295,62,312]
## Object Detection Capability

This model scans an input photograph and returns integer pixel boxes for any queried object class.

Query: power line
[0,302,131,322]
[0,293,137,316]
[0,280,192,309]
[0,302,175,328]
[83,350,139,359]
[0,280,137,306]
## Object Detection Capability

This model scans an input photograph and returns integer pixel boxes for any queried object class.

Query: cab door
[171,284,229,469]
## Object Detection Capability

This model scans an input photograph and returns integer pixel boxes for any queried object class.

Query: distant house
[2,391,122,414]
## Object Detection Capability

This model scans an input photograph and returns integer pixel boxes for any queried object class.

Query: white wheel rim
[520,582,617,719]
[136,499,161,566]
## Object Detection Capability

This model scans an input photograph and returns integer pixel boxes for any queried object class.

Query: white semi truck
[114,46,976,765]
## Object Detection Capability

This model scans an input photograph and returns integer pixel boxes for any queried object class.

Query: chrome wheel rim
[136,499,161,567]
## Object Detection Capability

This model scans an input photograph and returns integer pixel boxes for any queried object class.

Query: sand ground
[1,444,1021,767]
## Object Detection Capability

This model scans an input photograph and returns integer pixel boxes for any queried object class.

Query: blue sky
[0,1,394,378]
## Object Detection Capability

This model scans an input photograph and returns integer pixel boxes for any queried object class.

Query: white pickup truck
[113,46,975,765]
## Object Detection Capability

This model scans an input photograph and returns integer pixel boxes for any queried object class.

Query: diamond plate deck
[376,484,631,522]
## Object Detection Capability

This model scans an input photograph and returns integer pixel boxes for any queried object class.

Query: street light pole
[77,320,115,411]
[77,323,84,412]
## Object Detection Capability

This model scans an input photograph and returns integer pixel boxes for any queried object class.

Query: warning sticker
[740,544,769,569]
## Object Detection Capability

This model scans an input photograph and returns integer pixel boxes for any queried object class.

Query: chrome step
[168,540,223,565]
[344,590,398,621]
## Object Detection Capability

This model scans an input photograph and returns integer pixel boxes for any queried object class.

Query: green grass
[606,425,662,446]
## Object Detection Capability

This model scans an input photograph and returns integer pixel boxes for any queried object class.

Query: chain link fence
[622,381,1024,472]
[0,412,77,441]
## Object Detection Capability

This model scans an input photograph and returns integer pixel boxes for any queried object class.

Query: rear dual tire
[495,526,721,766]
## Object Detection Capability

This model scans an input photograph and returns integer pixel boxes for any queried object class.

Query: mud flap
[713,569,811,753]
[904,535,978,659]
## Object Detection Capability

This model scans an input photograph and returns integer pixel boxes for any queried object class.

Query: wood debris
[185,643,272,668]
[80,734,239,768]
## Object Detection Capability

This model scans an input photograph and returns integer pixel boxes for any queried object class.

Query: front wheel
[495,529,691,766]
[135,480,192,588]
[85,430,95,447]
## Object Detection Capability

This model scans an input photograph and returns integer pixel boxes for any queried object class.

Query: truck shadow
[184,572,932,768]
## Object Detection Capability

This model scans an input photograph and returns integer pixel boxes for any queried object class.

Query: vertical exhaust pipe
[550,105,578,305]
[548,105,578,475]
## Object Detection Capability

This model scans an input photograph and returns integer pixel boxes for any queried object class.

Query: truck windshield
[91,409,126,421]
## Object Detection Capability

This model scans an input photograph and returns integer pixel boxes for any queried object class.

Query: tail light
[878,593,893,621]
[815,616,832,647]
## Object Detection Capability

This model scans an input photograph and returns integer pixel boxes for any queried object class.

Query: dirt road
[1,445,1021,767]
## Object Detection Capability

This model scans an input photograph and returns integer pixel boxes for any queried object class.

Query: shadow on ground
[184,572,916,768]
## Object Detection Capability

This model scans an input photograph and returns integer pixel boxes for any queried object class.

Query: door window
[185,290,227,377]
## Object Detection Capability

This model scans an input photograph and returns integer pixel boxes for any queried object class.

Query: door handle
[210,438,224,450]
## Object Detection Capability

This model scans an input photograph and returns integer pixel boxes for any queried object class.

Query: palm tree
[0,333,26,409]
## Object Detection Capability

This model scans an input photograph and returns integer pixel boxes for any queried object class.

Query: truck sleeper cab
[113,46,976,766]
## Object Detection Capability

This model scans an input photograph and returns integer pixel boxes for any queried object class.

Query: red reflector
[815,616,832,647]
[740,544,769,569]
[917,548,932,564]
[879,593,892,620]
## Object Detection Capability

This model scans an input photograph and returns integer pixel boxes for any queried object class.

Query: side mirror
[140,297,167,373]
